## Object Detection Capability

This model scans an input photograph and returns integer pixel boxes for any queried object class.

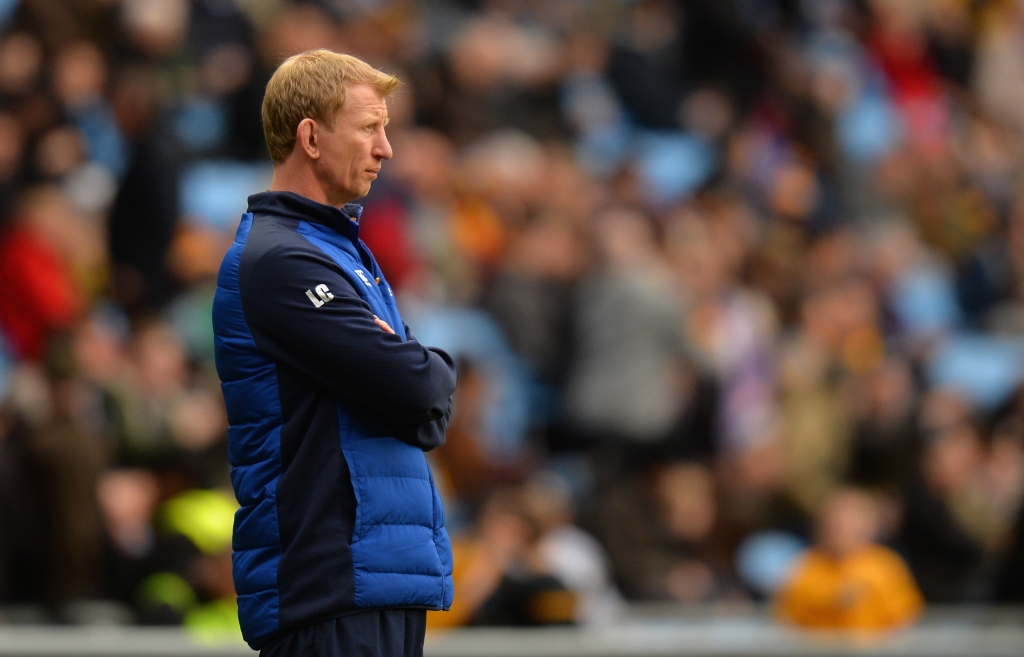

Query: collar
[247,191,363,241]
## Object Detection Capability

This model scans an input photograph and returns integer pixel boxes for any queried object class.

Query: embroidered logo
[353,269,372,286]
[305,284,334,308]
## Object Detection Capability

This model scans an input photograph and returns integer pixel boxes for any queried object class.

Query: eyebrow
[362,111,389,127]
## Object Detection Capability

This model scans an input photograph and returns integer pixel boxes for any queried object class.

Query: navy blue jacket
[212,191,456,649]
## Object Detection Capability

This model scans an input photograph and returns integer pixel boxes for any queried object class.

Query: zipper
[358,240,403,339]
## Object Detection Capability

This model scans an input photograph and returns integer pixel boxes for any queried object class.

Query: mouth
[366,169,380,178]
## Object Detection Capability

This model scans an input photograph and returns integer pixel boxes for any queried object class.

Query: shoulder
[241,216,333,275]
[238,216,358,302]
[858,545,913,573]
[242,214,307,263]
[791,548,830,574]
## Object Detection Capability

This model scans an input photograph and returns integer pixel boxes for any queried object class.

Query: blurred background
[3,0,1024,650]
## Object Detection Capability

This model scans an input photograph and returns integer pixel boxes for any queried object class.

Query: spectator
[521,473,623,625]
[667,198,776,455]
[0,359,104,612]
[846,356,920,490]
[564,207,702,459]
[776,488,923,631]
[0,188,87,360]
[585,461,739,603]
[900,404,987,602]
[431,359,526,510]
[428,487,574,629]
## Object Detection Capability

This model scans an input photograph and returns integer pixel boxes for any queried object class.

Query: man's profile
[212,50,456,657]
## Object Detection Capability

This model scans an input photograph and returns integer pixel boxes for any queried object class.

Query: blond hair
[262,50,401,163]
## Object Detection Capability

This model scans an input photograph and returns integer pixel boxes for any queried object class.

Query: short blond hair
[262,50,401,163]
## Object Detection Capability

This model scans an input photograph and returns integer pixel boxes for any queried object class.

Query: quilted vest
[214,206,453,649]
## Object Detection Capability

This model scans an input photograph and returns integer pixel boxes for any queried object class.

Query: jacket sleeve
[239,243,457,431]
[395,395,452,452]
[394,321,453,451]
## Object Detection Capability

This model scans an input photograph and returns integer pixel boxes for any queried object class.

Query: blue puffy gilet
[213,195,454,649]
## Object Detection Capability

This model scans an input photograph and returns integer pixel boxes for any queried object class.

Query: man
[212,50,456,656]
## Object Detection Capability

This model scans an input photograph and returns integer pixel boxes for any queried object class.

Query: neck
[269,159,353,208]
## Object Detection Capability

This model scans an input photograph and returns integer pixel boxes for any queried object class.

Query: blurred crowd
[5,0,1024,640]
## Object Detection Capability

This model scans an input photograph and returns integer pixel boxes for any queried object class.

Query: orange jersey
[776,545,924,631]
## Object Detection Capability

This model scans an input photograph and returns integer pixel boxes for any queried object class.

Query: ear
[295,118,320,160]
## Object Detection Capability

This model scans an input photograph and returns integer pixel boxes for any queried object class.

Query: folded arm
[239,245,457,435]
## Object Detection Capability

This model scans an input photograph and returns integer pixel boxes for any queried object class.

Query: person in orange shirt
[776,488,924,631]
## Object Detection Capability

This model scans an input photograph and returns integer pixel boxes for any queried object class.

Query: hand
[373,315,395,334]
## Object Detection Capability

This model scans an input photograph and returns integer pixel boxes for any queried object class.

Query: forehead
[342,83,388,117]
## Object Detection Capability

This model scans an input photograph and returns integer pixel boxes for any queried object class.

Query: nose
[373,127,393,161]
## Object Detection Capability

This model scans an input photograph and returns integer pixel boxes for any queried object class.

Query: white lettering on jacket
[305,284,334,307]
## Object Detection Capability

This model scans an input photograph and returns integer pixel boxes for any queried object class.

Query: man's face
[315,83,392,206]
